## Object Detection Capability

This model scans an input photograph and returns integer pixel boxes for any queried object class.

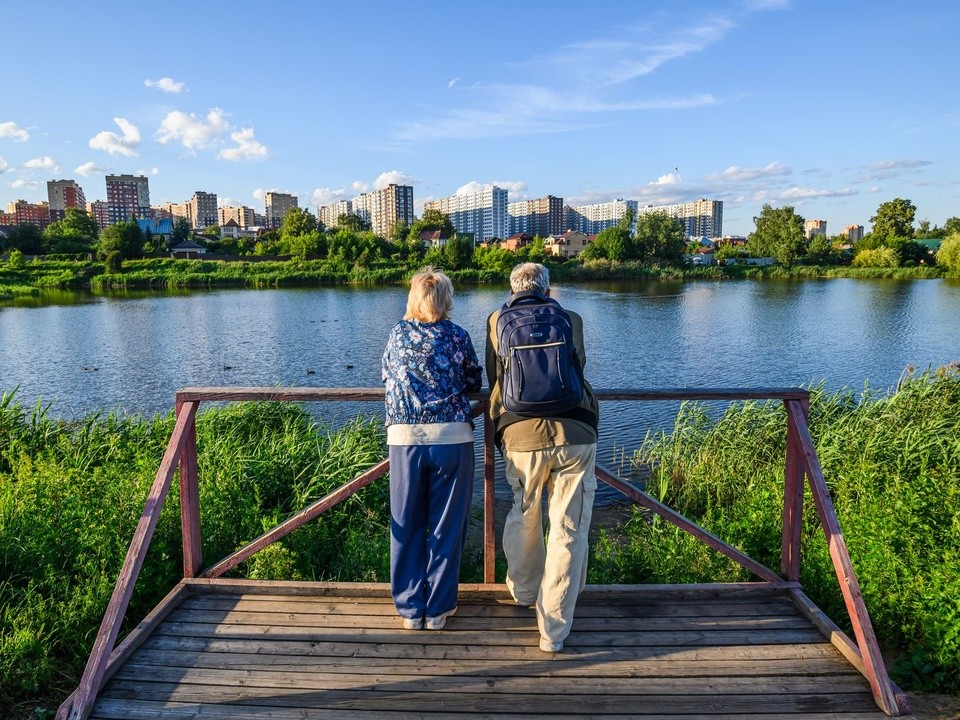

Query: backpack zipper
[511,341,565,351]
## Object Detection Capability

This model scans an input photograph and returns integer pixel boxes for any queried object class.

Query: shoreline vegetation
[0,256,954,300]
[1,371,958,716]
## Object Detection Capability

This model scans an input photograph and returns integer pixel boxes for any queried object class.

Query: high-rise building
[86,200,109,230]
[5,200,51,228]
[424,186,508,243]
[188,191,218,230]
[508,195,564,237]
[567,198,638,235]
[105,174,150,225]
[47,179,87,222]
[805,219,827,240]
[318,200,352,229]
[265,191,298,229]
[160,202,190,224]
[351,184,414,238]
[844,224,864,243]
[637,198,723,238]
[218,205,256,230]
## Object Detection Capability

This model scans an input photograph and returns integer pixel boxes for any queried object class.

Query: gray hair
[509,262,550,294]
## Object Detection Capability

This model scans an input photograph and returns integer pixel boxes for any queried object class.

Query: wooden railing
[57,387,909,719]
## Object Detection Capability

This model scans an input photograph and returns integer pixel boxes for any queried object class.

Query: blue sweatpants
[389,442,474,620]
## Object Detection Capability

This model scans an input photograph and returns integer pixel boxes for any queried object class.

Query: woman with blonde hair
[382,267,482,630]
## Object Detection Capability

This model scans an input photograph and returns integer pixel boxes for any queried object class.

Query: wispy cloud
[704,161,792,182]
[219,128,268,161]
[776,186,855,201]
[75,161,108,177]
[136,166,160,176]
[89,117,141,156]
[0,121,30,142]
[145,77,187,93]
[741,0,791,10]
[10,178,39,190]
[23,156,58,171]
[0,156,7,174]
[447,77,461,89]
[855,159,933,183]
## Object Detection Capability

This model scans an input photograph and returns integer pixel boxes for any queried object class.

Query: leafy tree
[474,245,516,275]
[805,234,840,265]
[943,217,960,237]
[635,211,686,265]
[748,204,806,266]
[934,234,960,272]
[280,207,318,237]
[443,235,474,270]
[43,208,100,254]
[6,223,44,255]
[337,213,371,232]
[852,247,898,268]
[870,198,916,244]
[97,221,143,260]
[172,217,191,245]
[280,230,326,259]
[418,209,455,237]
[527,236,547,263]
[888,237,931,266]
[7,248,25,268]
[389,220,410,245]
[204,224,220,237]
[581,224,635,261]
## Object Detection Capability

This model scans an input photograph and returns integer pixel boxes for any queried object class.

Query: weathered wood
[59,401,198,720]
[596,466,783,583]
[175,398,202,577]
[200,458,390,578]
[781,399,804,581]
[787,403,904,716]
[483,398,496,583]
[176,387,386,403]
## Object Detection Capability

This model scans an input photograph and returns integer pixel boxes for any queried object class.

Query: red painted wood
[595,466,782,583]
[64,401,198,720]
[201,458,390,579]
[483,400,496,584]
[175,398,202,578]
[781,400,804,581]
[787,402,902,716]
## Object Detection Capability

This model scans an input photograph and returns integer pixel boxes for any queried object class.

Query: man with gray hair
[485,262,599,653]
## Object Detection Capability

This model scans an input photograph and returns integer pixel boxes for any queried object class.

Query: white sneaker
[539,638,563,653]
[425,606,457,630]
[402,617,423,630]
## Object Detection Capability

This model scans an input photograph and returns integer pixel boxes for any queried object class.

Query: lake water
[2,279,958,499]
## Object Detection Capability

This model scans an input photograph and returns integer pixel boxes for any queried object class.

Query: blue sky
[2,0,958,236]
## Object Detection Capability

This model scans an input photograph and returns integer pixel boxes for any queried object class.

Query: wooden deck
[85,580,895,719]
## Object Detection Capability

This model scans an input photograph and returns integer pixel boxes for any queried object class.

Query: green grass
[1,374,958,716]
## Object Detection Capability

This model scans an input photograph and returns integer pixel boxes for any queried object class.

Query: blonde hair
[404,267,453,322]
[510,262,550,293]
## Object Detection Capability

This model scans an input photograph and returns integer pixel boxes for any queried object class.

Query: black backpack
[495,291,584,416]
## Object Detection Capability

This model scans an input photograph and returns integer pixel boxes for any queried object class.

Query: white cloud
[742,0,791,10]
[312,187,346,207]
[144,77,186,93]
[448,77,461,89]
[455,180,527,197]
[75,161,108,177]
[352,180,368,192]
[252,188,266,202]
[373,170,415,190]
[0,121,29,142]
[705,161,792,183]
[156,108,229,152]
[856,159,933,183]
[23,156,58,171]
[0,156,8,174]
[10,178,39,190]
[776,186,856,201]
[653,172,681,185]
[89,117,141,156]
[137,167,160,176]
[218,128,268,161]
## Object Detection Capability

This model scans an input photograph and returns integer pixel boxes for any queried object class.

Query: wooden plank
[111,663,871,696]
[175,397,201,578]
[483,398,496,583]
[596,466,783,583]
[90,698,888,720]
[142,633,846,662]
[124,648,860,678]
[59,401,198,720]
[787,403,905,716]
[781,399,804,581]
[162,607,813,632]
[200,457,389,579]
[99,680,878,714]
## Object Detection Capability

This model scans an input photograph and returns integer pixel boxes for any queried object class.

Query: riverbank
[2,373,958,716]
[1,256,953,299]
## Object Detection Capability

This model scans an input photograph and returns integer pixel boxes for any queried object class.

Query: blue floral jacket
[382,320,483,426]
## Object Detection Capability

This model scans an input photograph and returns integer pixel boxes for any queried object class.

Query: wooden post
[59,401,198,720]
[786,402,903,716]
[483,399,496,584]
[781,399,804,581]
[176,398,202,577]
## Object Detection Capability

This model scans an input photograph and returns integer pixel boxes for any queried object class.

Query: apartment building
[318,200,352,229]
[47,179,87,222]
[105,174,150,225]
[351,184,414,238]
[637,198,724,239]
[189,191,218,230]
[86,200,109,230]
[218,205,256,230]
[265,192,298,229]
[805,219,827,240]
[507,195,564,237]
[844,224,864,243]
[424,186,508,243]
[5,200,50,228]
[160,202,190,223]
[567,198,638,235]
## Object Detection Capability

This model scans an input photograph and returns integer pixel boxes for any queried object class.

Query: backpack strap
[504,290,551,308]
